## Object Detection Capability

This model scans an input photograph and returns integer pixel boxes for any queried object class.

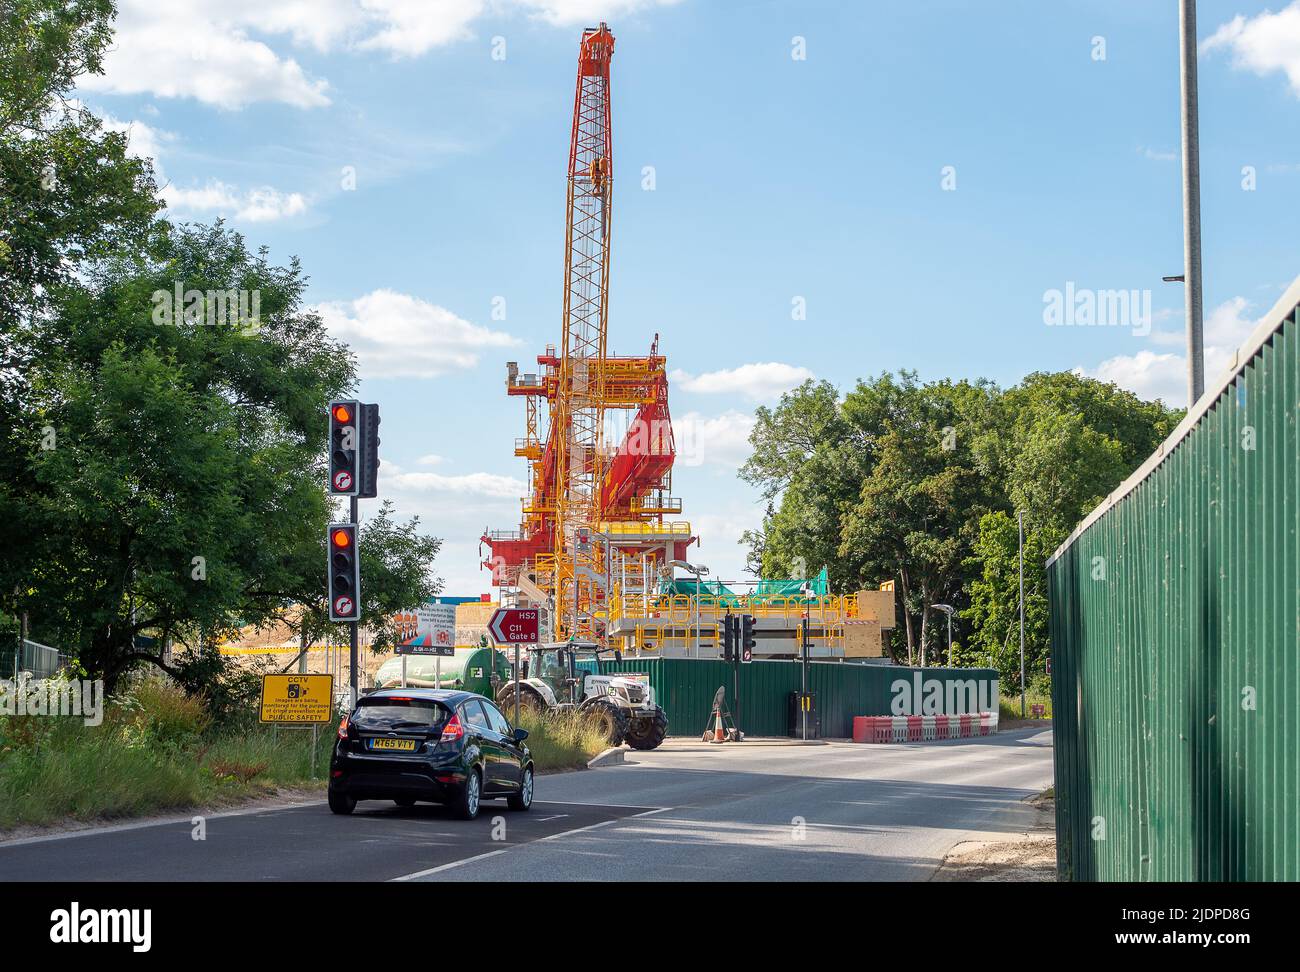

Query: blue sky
[77,0,1300,593]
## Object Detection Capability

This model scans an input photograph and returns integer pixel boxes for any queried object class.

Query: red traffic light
[332,528,352,549]
[332,404,352,423]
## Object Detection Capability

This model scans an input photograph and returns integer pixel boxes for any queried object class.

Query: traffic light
[722,614,736,663]
[328,523,361,621]
[328,400,361,496]
[358,403,381,498]
[740,614,756,664]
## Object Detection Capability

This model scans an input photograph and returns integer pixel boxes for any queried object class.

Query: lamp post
[670,560,708,657]
[1018,510,1026,719]
[932,604,955,667]
[1179,0,1205,406]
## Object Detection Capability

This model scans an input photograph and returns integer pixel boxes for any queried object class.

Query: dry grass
[516,707,611,771]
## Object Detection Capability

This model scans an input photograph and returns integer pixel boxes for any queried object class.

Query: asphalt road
[0,728,1053,881]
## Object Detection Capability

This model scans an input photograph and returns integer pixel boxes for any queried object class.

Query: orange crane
[483,23,696,643]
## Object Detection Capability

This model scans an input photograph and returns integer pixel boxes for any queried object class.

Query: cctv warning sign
[259,674,334,724]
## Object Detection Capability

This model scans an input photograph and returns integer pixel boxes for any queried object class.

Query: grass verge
[0,676,611,831]
[515,707,611,772]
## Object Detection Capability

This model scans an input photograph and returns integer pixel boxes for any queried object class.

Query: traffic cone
[712,708,725,743]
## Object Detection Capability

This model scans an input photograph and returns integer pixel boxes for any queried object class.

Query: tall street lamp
[670,560,709,657]
[932,604,955,667]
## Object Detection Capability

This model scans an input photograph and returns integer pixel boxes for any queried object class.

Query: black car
[328,689,534,820]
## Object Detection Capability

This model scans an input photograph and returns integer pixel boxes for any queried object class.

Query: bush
[0,673,337,831]
[112,675,212,749]
[516,708,610,771]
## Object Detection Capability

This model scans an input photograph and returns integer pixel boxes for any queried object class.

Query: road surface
[0,728,1054,881]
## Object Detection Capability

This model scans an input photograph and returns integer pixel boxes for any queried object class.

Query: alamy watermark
[1043,282,1151,336]
[0,675,104,726]
[151,281,261,333]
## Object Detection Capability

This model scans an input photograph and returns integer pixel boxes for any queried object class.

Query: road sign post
[260,674,334,725]
[489,608,540,726]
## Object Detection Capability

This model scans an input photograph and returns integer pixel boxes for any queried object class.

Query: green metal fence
[597,657,998,738]
[1047,283,1300,882]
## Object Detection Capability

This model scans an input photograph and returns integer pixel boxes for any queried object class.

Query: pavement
[0,727,1054,882]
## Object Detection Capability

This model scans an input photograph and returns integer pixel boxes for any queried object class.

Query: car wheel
[507,765,534,811]
[328,788,356,815]
[454,768,482,820]
[394,797,416,808]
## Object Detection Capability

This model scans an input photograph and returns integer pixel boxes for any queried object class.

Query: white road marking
[388,806,672,881]
[391,849,509,881]
[0,798,322,849]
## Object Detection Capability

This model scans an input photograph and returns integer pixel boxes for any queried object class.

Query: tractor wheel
[586,699,629,746]
[624,707,669,750]
[497,686,543,715]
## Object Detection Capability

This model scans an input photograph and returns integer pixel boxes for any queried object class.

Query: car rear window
[353,699,448,730]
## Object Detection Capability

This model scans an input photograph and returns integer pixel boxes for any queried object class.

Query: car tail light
[337,715,350,740]
[440,713,464,743]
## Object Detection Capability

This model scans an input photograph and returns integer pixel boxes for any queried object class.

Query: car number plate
[369,737,417,751]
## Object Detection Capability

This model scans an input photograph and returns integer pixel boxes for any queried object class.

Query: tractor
[495,642,669,750]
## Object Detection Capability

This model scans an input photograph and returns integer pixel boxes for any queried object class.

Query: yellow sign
[259,674,334,724]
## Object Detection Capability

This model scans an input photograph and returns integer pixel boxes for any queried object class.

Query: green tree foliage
[741,369,1180,682]
[2,0,160,604]
[2,4,444,695]
[17,224,443,690]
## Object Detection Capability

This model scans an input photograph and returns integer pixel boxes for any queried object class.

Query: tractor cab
[520,641,624,703]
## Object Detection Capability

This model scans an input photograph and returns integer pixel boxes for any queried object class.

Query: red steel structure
[482,23,695,643]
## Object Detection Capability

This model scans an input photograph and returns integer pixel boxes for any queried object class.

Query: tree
[1,0,160,621]
[961,373,1179,684]
[279,501,444,659]
[19,222,441,691]
[837,378,999,663]
[737,365,1178,684]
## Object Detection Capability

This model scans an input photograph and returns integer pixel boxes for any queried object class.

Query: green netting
[658,567,830,604]
[755,566,829,598]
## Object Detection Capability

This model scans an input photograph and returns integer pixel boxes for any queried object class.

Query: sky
[75,0,1300,595]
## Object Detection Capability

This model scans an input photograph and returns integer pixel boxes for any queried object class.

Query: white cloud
[386,469,526,498]
[1081,297,1260,407]
[515,0,685,27]
[356,0,488,57]
[415,454,447,467]
[1139,146,1176,162]
[97,112,176,168]
[671,362,814,401]
[162,180,309,222]
[80,1,687,107]
[79,1,332,109]
[316,289,521,380]
[1202,4,1300,97]
[672,410,756,468]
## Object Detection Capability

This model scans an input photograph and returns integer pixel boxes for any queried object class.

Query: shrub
[516,707,610,771]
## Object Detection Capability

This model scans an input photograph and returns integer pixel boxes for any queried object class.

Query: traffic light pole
[349,495,359,708]
[733,631,740,735]
[800,619,806,741]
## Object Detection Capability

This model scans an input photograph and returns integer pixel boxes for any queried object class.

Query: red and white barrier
[851,712,998,743]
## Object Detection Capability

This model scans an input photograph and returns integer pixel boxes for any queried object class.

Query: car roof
[362,688,484,706]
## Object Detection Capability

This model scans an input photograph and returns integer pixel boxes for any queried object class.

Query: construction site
[479,23,895,663]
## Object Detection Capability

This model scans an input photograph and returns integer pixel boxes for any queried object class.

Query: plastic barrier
[852,716,872,743]
[891,716,909,742]
[852,712,999,743]
[906,716,924,741]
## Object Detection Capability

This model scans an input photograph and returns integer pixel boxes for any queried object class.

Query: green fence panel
[1047,288,1300,882]
[599,658,998,738]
